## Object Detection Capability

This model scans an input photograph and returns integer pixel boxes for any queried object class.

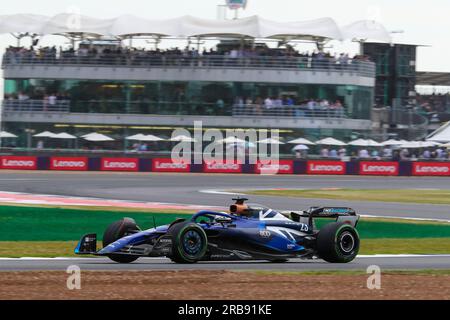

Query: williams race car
[75,198,360,263]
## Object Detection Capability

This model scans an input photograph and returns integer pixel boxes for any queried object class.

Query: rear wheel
[168,222,207,263]
[103,218,140,263]
[317,222,359,263]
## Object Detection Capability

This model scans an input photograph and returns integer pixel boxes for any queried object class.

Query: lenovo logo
[203,161,242,173]
[255,160,294,174]
[207,163,239,170]
[50,157,88,171]
[310,164,343,171]
[0,156,37,170]
[101,158,139,171]
[152,159,191,172]
[2,160,35,167]
[306,161,345,175]
[360,162,399,176]
[413,163,450,176]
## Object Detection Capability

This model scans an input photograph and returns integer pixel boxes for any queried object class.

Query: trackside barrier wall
[0,156,449,176]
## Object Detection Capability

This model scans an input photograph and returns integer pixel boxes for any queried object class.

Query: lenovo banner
[307,160,346,175]
[101,158,139,172]
[255,160,294,174]
[50,157,88,171]
[412,162,450,176]
[359,161,399,176]
[0,156,37,170]
[152,158,191,173]
[203,160,242,173]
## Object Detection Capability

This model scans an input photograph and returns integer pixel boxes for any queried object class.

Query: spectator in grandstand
[320,147,329,158]
[382,147,393,158]
[400,148,410,160]
[338,147,347,158]
[358,148,370,159]
[422,149,431,159]
[371,149,381,160]
[264,97,274,109]
[436,147,445,159]
[273,96,283,108]
[329,148,338,158]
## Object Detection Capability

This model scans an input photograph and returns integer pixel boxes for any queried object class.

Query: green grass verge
[244,189,450,205]
[0,205,192,241]
[1,204,450,241]
[1,238,449,258]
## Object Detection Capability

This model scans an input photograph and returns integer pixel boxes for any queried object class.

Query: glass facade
[4,79,373,119]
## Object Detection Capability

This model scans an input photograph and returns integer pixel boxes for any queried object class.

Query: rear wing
[290,207,359,228]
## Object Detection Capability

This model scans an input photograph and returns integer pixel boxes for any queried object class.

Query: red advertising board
[306,160,346,175]
[50,157,88,171]
[101,158,139,172]
[412,162,450,176]
[255,160,294,174]
[152,158,191,173]
[359,161,399,176]
[203,160,242,173]
[0,156,37,170]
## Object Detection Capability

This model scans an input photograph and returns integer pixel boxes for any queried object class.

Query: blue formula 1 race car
[75,198,360,264]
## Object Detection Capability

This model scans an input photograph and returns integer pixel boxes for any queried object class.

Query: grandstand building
[0,14,386,148]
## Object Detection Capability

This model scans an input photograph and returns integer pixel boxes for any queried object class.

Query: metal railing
[2,99,70,113]
[2,99,354,120]
[2,52,376,77]
[232,104,348,119]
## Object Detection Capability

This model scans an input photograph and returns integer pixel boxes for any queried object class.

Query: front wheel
[103,218,140,264]
[317,222,360,263]
[168,222,208,264]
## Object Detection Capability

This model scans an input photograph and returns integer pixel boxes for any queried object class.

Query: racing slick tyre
[168,222,208,264]
[317,222,360,263]
[102,218,141,264]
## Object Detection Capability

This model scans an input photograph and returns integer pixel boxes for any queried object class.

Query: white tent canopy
[257,138,285,145]
[0,131,18,138]
[139,135,164,142]
[341,20,392,43]
[51,132,77,139]
[381,139,407,146]
[400,141,440,149]
[170,135,196,142]
[348,139,382,147]
[292,144,309,151]
[287,138,316,145]
[315,137,347,146]
[126,134,147,141]
[427,122,450,143]
[0,13,387,41]
[127,134,164,141]
[33,131,55,138]
[217,137,246,144]
[83,133,114,142]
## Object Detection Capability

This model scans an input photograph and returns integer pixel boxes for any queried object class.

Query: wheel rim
[182,229,203,256]
[339,231,355,254]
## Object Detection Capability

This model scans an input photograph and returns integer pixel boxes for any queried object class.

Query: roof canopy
[341,20,392,43]
[0,14,392,42]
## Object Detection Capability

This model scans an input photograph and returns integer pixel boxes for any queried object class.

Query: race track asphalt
[1,256,450,272]
[0,171,449,271]
[0,171,449,220]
